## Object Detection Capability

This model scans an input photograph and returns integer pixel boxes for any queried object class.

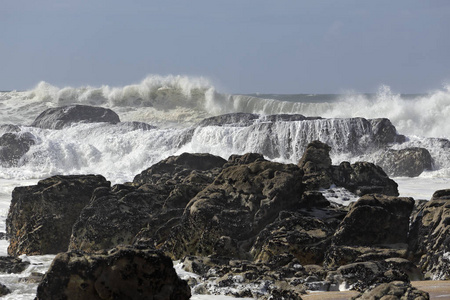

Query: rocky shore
[1,105,449,299]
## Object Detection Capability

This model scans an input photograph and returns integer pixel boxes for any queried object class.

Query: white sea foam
[1,76,450,298]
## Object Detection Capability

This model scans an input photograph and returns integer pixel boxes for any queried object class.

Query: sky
[2,0,450,94]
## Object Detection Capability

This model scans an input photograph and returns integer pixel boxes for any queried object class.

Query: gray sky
[2,0,450,94]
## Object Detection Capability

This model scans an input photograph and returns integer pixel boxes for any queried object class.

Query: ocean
[0,75,449,298]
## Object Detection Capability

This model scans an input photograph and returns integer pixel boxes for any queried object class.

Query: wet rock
[6,175,110,256]
[408,189,450,279]
[181,256,306,299]
[0,283,11,296]
[0,256,30,273]
[35,245,190,300]
[298,140,332,189]
[352,281,429,300]
[369,118,406,146]
[31,104,120,129]
[332,194,414,247]
[163,158,305,259]
[331,161,399,196]
[0,132,35,166]
[298,140,399,196]
[377,147,433,177]
[251,211,335,265]
[70,153,226,252]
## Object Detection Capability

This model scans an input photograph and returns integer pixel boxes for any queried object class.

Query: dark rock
[261,114,319,122]
[0,256,30,273]
[331,161,399,196]
[408,190,450,279]
[377,147,433,177]
[298,140,399,196]
[163,159,305,260]
[0,132,35,166]
[6,175,110,256]
[197,113,259,127]
[31,105,120,129]
[251,211,335,265]
[0,283,11,297]
[298,140,332,189]
[35,245,190,300]
[70,153,226,252]
[332,194,414,246]
[352,281,429,300]
[369,118,406,145]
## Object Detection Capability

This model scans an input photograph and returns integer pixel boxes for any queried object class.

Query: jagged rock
[0,132,35,166]
[408,189,450,279]
[250,211,336,265]
[31,104,120,129]
[331,161,399,196]
[352,281,429,300]
[35,245,190,300]
[0,256,30,273]
[6,175,110,256]
[298,140,333,189]
[70,153,226,252]
[369,118,406,146]
[163,158,305,260]
[332,194,414,246]
[0,283,11,297]
[377,147,433,177]
[298,140,399,196]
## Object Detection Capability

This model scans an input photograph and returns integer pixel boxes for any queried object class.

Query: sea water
[1,75,449,298]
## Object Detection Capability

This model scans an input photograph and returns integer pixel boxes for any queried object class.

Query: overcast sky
[2,0,450,93]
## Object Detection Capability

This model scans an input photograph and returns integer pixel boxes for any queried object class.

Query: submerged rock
[36,245,190,300]
[0,256,30,274]
[31,104,120,129]
[377,147,433,177]
[0,132,35,166]
[6,175,110,256]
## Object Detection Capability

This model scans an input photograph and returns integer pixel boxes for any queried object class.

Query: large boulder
[324,194,414,268]
[70,153,226,252]
[36,245,190,300]
[408,189,450,279]
[163,157,305,260]
[6,175,110,256]
[377,147,433,177]
[0,132,35,166]
[332,194,414,247]
[369,118,406,146]
[331,161,399,196]
[298,140,332,189]
[31,105,120,129]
